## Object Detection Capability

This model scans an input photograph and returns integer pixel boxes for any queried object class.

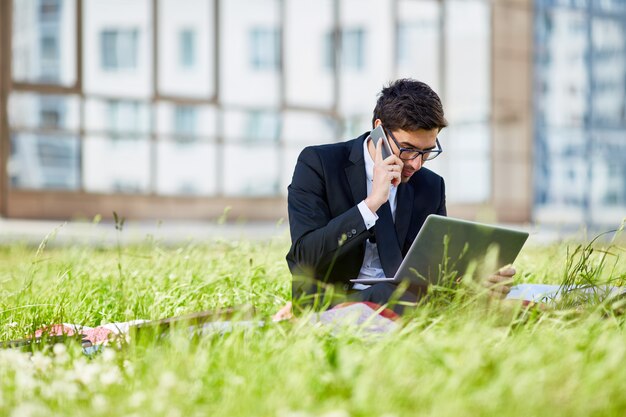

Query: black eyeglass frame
[383,127,443,162]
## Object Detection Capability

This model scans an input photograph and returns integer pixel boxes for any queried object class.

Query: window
[40,33,60,80]
[101,29,139,70]
[245,111,280,142]
[39,96,66,129]
[324,31,336,69]
[179,29,196,69]
[40,36,59,61]
[396,24,410,67]
[342,29,365,70]
[9,134,80,190]
[324,29,366,71]
[40,0,60,22]
[250,28,280,70]
[106,100,140,135]
[174,105,197,137]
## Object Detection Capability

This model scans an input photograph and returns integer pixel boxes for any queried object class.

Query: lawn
[1,226,625,417]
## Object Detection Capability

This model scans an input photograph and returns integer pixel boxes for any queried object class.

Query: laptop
[350,214,529,286]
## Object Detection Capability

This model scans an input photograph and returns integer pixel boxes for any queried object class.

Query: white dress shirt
[354,137,398,289]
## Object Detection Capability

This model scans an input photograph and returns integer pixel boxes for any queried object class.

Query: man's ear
[373,119,383,129]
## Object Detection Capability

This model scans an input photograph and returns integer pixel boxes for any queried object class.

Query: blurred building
[0,0,624,226]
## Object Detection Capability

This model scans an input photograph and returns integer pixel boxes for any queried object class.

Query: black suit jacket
[286,132,447,300]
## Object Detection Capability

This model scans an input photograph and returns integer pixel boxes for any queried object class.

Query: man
[283,79,513,316]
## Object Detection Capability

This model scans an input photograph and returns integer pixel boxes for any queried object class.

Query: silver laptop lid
[394,214,529,285]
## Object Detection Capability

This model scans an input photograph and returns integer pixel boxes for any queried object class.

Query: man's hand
[272,301,293,322]
[483,265,516,299]
[364,138,404,213]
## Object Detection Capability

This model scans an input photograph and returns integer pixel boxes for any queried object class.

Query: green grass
[1,229,626,417]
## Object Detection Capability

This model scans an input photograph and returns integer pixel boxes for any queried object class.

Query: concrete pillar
[491,0,534,223]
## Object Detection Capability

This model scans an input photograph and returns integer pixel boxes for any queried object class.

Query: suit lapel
[394,182,414,250]
[343,133,414,249]
[344,135,368,205]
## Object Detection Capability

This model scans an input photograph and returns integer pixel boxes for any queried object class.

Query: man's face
[385,127,440,183]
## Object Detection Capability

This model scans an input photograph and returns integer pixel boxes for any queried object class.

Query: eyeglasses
[383,127,443,162]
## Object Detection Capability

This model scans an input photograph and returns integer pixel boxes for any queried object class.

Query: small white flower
[73,361,100,386]
[123,360,135,377]
[6,321,18,328]
[101,347,116,363]
[157,371,179,394]
[91,394,108,410]
[0,349,30,368]
[14,372,37,391]
[99,367,122,386]
[129,391,146,408]
[52,343,69,365]
[31,352,52,372]
[9,403,45,417]
[52,343,67,356]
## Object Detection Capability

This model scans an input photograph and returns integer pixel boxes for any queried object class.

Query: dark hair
[372,79,448,132]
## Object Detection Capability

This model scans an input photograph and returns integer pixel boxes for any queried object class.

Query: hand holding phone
[369,125,393,159]
[364,125,403,213]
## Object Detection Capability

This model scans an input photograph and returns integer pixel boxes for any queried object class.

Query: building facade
[0,0,624,226]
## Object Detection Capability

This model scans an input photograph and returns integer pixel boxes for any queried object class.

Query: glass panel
[9,134,80,190]
[535,10,588,128]
[536,0,587,8]
[158,0,214,98]
[220,0,280,106]
[83,136,151,193]
[590,130,626,210]
[595,0,626,13]
[8,93,79,130]
[342,29,366,70]
[156,140,217,196]
[341,115,371,139]
[533,128,586,221]
[445,0,490,122]
[591,18,626,127]
[223,109,281,143]
[83,0,152,97]
[100,30,138,70]
[85,99,150,135]
[156,103,217,137]
[12,0,77,86]
[396,0,441,93]
[249,28,281,70]
[338,0,394,115]
[284,0,334,108]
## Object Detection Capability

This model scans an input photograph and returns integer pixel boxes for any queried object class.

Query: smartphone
[369,125,393,159]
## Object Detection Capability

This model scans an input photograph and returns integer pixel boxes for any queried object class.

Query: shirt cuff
[357,200,378,230]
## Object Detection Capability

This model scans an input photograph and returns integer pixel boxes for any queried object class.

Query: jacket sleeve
[437,177,447,216]
[286,147,368,276]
